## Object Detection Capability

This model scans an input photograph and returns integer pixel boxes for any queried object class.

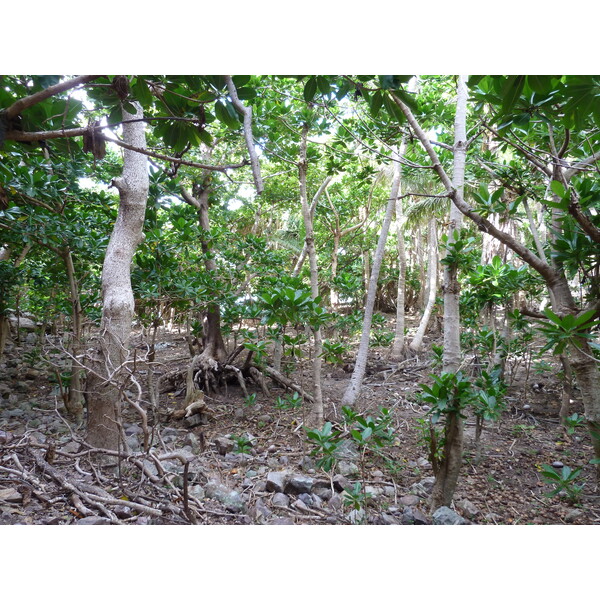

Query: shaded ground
[0,317,598,525]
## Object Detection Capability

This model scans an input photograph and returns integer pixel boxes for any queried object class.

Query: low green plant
[320,339,348,365]
[540,464,584,503]
[305,422,341,471]
[342,482,372,511]
[564,413,586,435]
[231,434,253,455]
[513,424,536,436]
[243,393,258,407]
[370,329,394,347]
[274,391,302,411]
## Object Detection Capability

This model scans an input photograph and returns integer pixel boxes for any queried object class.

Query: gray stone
[310,494,323,509]
[75,516,112,525]
[292,498,310,513]
[348,508,366,524]
[383,486,396,498]
[332,474,350,492]
[378,514,399,525]
[336,460,359,477]
[298,493,314,506]
[328,493,343,511]
[234,408,245,419]
[401,507,429,525]
[250,498,272,523]
[0,430,13,444]
[279,455,289,465]
[312,481,333,500]
[271,493,290,508]
[552,461,564,469]
[205,480,246,513]
[189,485,205,501]
[214,436,235,455]
[399,494,420,507]
[456,499,480,519]
[284,474,314,495]
[0,487,23,502]
[334,439,359,460]
[299,455,316,471]
[62,441,81,454]
[416,457,431,468]
[253,481,267,493]
[565,509,584,523]
[432,506,468,525]
[409,477,436,498]
[483,512,502,523]
[4,409,25,418]
[266,517,295,525]
[266,470,290,493]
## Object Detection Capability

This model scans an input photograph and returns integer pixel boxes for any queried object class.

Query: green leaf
[501,76,526,113]
[550,180,568,199]
[316,76,331,96]
[132,78,153,108]
[526,75,556,95]
[304,77,318,103]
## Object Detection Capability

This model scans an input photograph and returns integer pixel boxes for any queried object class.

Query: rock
[416,457,431,468]
[62,441,81,454]
[271,493,290,508]
[75,516,112,525]
[377,514,399,525]
[234,408,245,419]
[332,474,350,492]
[267,517,295,525]
[401,507,430,525]
[284,474,314,495]
[0,488,23,503]
[336,460,359,477]
[399,494,420,507]
[205,480,246,513]
[250,498,272,523]
[334,439,359,460]
[279,456,289,466]
[214,436,235,456]
[184,413,206,427]
[299,455,316,471]
[292,498,310,513]
[552,461,564,469]
[253,481,267,493]
[8,315,37,331]
[432,506,468,525]
[189,485,205,501]
[298,493,313,507]
[483,512,502,523]
[348,508,366,524]
[565,509,584,523]
[328,493,343,511]
[266,471,290,493]
[4,409,25,418]
[456,499,480,520]
[0,430,13,444]
[383,486,395,498]
[310,494,323,509]
[312,481,333,501]
[409,477,435,498]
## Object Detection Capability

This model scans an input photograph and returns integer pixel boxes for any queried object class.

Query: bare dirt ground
[1,316,598,525]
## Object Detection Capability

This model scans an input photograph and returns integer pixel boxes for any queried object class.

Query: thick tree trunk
[86,101,149,451]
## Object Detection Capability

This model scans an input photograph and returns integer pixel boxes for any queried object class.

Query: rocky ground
[0,319,599,526]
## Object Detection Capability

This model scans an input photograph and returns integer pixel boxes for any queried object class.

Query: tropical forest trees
[1,74,599,512]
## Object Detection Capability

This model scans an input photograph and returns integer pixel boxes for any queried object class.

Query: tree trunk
[342,180,397,406]
[86,101,149,452]
[409,219,438,352]
[299,123,324,426]
[389,148,407,360]
[430,75,468,511]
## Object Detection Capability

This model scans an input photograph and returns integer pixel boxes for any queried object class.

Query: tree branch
[224,76,264,194]
[3,76,100,120]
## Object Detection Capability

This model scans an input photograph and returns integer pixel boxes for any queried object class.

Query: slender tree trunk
[390,148,407,360]
[299,123,324,426]
[86,101,149,452]
[342,180,397,406]
[409,219,438,352]
[430,75,468,511]
[63,248,85,425]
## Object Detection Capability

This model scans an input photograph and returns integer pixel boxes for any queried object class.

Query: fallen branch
[262,365,314,402]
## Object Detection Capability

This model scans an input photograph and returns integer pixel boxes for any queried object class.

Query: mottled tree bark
[86,101,149,451]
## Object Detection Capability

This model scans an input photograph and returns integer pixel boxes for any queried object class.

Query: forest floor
[0,314,599,526]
